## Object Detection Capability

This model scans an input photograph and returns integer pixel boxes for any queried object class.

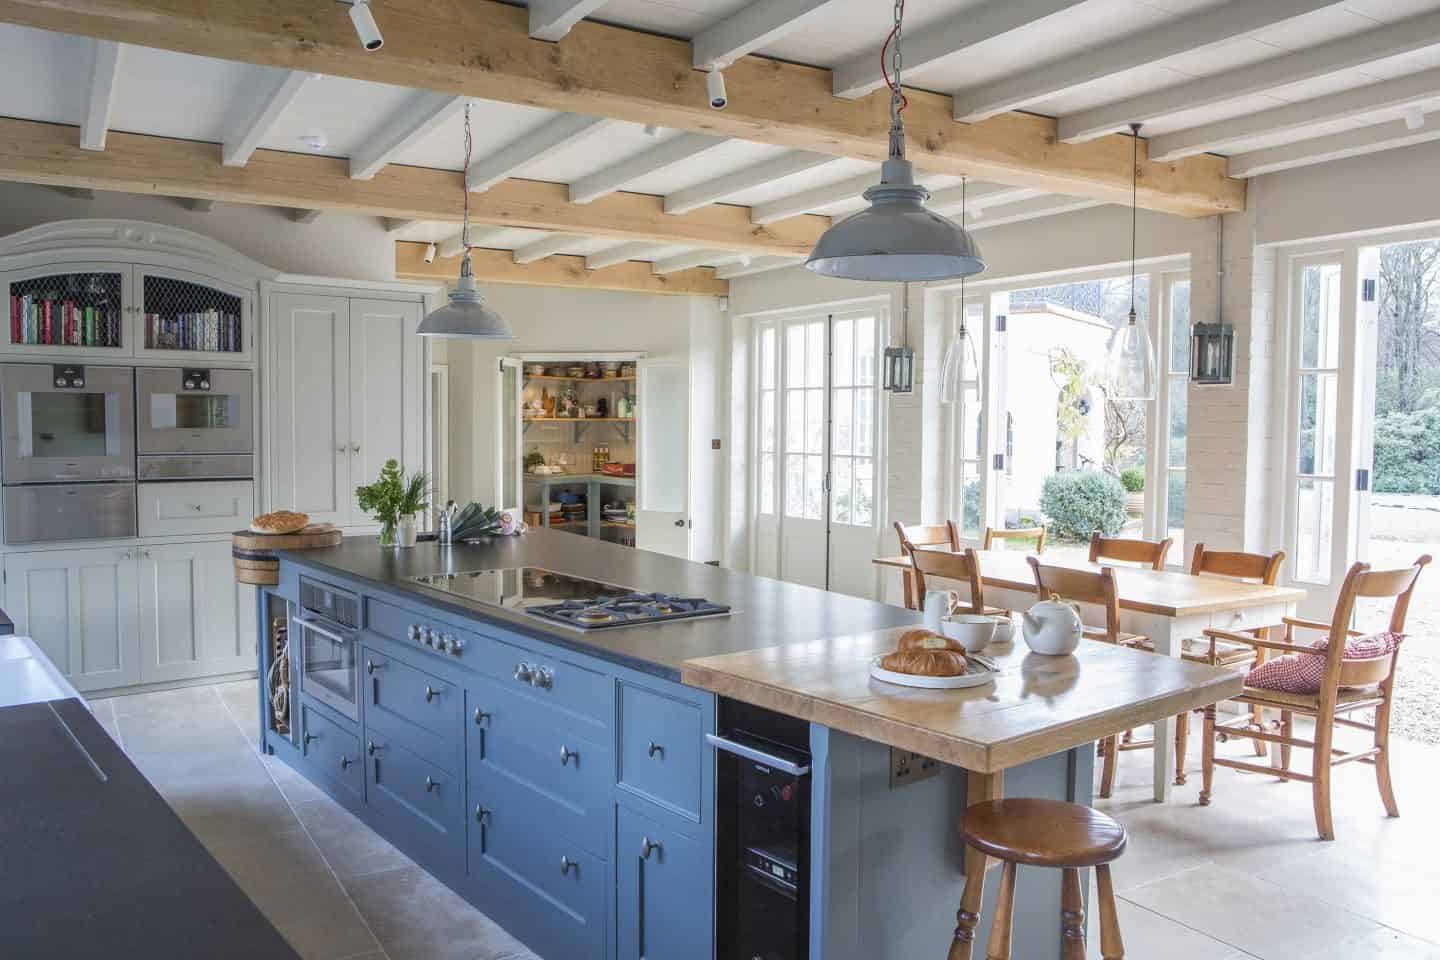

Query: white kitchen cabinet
[3,546,142,693]
[136,541,254,684]
[267,291,424,528]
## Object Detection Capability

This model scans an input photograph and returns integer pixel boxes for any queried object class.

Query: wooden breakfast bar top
[873,548,1307,619]
[680,625,1243,774]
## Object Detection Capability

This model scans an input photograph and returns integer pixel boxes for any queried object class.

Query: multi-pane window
[757,325,777,515]
[1295,261,1343,583]
[783,320,827,519]
[830,314,877,527]
[1166,278,1191,557]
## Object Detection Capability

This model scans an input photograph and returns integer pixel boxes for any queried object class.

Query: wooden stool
[948,798,1127,960]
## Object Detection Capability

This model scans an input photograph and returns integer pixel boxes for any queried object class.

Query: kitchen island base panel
[810,727,1094,960]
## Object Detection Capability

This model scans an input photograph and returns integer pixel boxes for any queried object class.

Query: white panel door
[269,293,350,525]
[137,541,251,684]
[4,547,141,693]
[348,298,421,525]
[825,311,881,599]
[636,360,689,557]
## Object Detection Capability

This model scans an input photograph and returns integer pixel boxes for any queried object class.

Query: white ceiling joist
[569,133,729,204]
[691,0,844,70]
[440,227,510,259]
[968,195,1102,229]
[832,0,1088,100]
[1058,9,1440,143]
[715,256,805,279]
[350,92,465,180]
[513,233,587,264]
[1227,117,1440,177]
[467,114,613,192]
[665,151,839,215]
[528,0,611,42]
[927,182,1043,215]
[1150,65,1440,161]
[653,250,738,275]
[586,242,671,271]
[81,40,123,151]
[222,69,310,167]
[950,0,1346,123]
[749,173,877,224]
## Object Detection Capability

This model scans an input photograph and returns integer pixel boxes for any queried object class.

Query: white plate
[869,656,998,689]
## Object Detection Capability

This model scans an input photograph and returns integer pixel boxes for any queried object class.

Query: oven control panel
[406,622,466,657]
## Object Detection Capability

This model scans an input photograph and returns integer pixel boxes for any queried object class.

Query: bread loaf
[250,511,310,535]
[880,648,969,677]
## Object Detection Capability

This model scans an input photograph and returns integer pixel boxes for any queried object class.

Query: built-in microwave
[295,578,362,723]
[0,362,135,484]
[136,367,253,480]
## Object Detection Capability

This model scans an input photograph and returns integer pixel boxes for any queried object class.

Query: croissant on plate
[896,628,962,652]
[881,647,969,677]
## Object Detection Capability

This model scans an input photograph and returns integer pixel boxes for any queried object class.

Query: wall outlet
[889,748,941,788]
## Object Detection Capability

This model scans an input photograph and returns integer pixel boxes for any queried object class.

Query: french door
[754,308,882,596]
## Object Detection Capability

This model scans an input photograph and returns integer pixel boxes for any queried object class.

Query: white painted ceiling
[1,0,1439,273]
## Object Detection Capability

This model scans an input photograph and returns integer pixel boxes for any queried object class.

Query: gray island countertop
[279,529,918,680]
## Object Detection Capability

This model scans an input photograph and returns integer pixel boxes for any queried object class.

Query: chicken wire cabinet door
[134,267,254,363]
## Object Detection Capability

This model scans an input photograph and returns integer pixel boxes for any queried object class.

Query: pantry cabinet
[266,291,424,528]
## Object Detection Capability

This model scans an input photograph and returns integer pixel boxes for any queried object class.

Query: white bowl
[940,614,998,653]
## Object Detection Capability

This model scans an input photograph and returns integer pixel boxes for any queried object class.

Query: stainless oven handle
[293,616,352,645]
[705,734,810,777]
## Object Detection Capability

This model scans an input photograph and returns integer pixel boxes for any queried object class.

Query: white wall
[0,183,397,280]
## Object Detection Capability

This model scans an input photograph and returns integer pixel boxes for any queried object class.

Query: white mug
[923,590,951,632]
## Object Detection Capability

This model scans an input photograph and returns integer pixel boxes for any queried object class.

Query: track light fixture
[706,69,728,110]
[341,0,383,51]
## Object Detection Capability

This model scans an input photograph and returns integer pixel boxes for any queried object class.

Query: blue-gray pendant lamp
[417,103,513,340]
[805,0,984,282]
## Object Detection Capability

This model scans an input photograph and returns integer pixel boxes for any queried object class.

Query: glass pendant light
[940,180,982,406]
[1104,123,1156,399]
[805,1,984,282]
[417,103,513,340]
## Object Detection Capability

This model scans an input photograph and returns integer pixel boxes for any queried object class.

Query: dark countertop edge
[276,549,686,682]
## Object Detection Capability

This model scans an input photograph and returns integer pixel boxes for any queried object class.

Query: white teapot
[1020,594,1084,656]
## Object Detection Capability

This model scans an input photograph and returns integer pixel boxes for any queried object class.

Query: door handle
[424,685,438,703]
[339,755,352,770]
[366,658,383,674]
[647,740,663,759]
[640,836,661,860]
[303,732,317,746]
[367,740,382,756]
[473,707,490,726]
[560,855,575,876]
[425,775,439,793]
[560,744,578,766]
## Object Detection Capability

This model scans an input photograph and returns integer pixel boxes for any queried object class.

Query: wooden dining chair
[1088,532,1172,571]
[1200,555,1430,840]
[983,525,1048,554]
[1027,557,1149,799]
[894,521,960,610]
[912,546,1007,618]
[1120,544,1288,784]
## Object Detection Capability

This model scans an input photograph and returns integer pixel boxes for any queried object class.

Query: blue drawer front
[468,770,607,960]
[618,680,704,821]
[299,699,362,800]
[363,644,461,768]
[366,733,464,875]
[617,802,712,960]
[477,635,613,728]
[469,676,611,858]
[366,596,483,665]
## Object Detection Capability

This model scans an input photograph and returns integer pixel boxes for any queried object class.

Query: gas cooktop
[410,567,731,630]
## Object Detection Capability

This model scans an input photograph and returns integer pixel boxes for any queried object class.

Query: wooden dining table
[873,548,1306,801]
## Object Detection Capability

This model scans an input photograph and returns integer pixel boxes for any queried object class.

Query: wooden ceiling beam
[396,242,728,296]
[0,117,825,256]
[0,0,1244,216]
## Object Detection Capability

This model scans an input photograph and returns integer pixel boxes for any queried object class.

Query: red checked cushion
[1245,632,1402,695]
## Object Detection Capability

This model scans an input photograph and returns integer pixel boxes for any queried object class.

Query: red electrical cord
[880,0,908,113]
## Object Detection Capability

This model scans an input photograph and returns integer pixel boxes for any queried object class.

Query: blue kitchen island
[257,532,1238,959]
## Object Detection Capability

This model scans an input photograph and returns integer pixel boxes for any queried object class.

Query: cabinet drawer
[137,480,254,537]
[482,636,612,728]
[618,681,703,820]
[365,597,480,665]
[469,771,606,960]
[617,802,711,960]
[469,676,611,857]
[363,645,460,763]
[299,700,362,800]
[366,732,463,874]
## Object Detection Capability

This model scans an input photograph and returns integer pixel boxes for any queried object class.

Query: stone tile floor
[92,679,1440,960]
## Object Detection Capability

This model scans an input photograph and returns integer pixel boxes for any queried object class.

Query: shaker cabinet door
[617,804,712,960]
[136,541,253,684]
[347,298,422,526]
[3,547,141,693]
[267,292,351,525]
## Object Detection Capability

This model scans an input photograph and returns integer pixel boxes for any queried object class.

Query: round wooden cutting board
[232,524,343,584]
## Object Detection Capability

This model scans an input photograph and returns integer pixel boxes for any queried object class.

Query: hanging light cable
[940,178,982,405]
[1104,122,1156,399]
[805,0,984,282]
[417,103,513,339]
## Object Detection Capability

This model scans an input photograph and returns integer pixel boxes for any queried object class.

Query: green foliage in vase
[355,459,430,526]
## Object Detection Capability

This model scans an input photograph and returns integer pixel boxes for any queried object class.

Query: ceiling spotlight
[423,243,437,264]
[706,69,728,110]
[346,0,384,51]
[1405,106,1426,131]
[299,133,328,152]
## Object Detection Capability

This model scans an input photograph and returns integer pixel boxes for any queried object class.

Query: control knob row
[406,622,464,655]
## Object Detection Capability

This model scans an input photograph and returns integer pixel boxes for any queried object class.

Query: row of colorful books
[10,294,121,347]
[143,311,243,353]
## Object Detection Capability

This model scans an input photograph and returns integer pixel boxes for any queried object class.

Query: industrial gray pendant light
[417,103,513,340]
[1104,123,1156,399]
[805,0,984,282]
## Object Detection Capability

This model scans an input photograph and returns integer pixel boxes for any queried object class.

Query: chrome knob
[560,856,575,876]
[449,636,465,655]
[425,776,438,793]
[531,666,553,690]
[367,740,382,756]
[303,732,317,745]
[514,663,533,684]
[339,755,352,770]
[435,635,451,654]
[424,685,438,703]
[473,707,490,726]
[647,741,663,759]
[560,744,577,766]
[407,624,420,641]
[351,444,360,453]
[475,805,491,825]
[640,836,661,860]
[366,658,382,674]
[421,626,434,647]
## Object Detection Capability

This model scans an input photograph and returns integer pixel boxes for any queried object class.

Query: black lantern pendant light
[805,0,984,282]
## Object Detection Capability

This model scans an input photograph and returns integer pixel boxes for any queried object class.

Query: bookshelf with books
[136,269,248,359]
[7,268,126,354]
